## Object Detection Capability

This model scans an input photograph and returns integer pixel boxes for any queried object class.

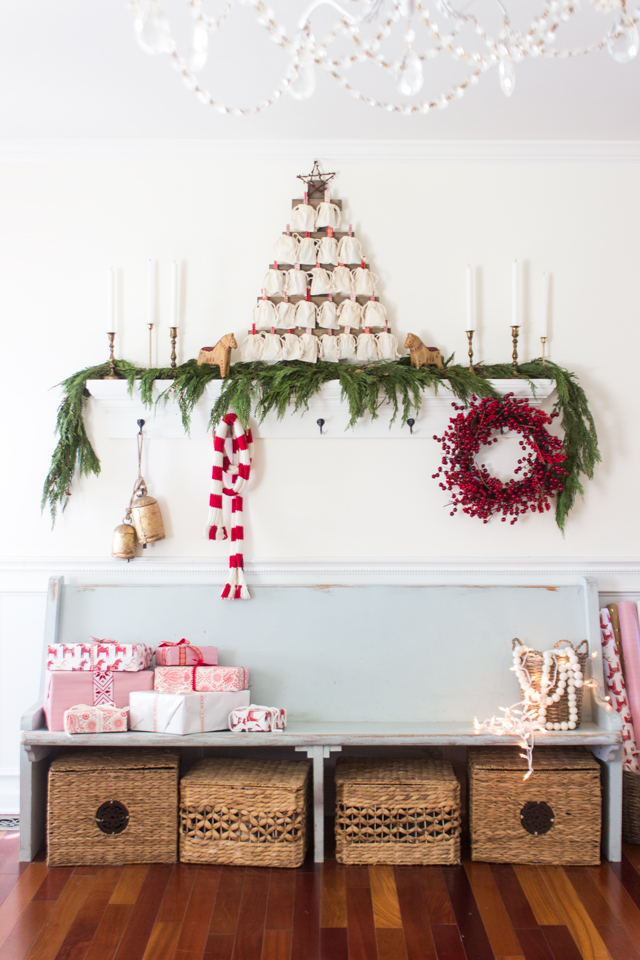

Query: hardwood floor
[2,831,640,960]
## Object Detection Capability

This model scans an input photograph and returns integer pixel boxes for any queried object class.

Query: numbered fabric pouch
[263,268,286,297]
[332,264,354,295]
[337,235,363,264]
[284,268,308,297]
[309,266,334,296]
[274,233,299,264]
[317,300,338,330]
[315,201,341,230]
[337,298,363,329]
[276,300,297,329]
[228,704,287,733]
[241,333,265,360]
[337,332,357,361]
[319,334,340,362]
[299,332,319,362]
[290,202,316,232]
[353,267,377,297]
[253,298,278,330]
[262,332,283,363]
[317,236,339,266]
[294,300,317,328]
[281,333,304,360]
[376,331,399,360]
[297,235,318,264]
[356,332,380,362]
[363,300,388,327]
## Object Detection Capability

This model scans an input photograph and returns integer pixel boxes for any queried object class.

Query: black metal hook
[137,419,145,434]
[406,418,415,435]
[317,419,325,435]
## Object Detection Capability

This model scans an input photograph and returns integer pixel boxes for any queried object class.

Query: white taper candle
[171,260,178,326]
[512,259,519,326]
[107,267,115,331]
[541,272,549,338]
[147,260,155,325]
[466,264,475,331]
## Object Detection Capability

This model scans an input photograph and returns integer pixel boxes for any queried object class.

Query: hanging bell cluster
[112,420,166,561]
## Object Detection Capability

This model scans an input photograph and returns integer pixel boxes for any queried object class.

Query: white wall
[1,147,640,810]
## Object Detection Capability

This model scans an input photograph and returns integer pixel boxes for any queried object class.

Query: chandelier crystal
[128,0,639,116]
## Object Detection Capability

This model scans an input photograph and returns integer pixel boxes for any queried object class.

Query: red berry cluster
[432,394,568,525]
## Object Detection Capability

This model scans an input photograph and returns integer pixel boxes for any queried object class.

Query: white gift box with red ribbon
[47,639,152,672]
[228,704,287,732]
[129,690,251,735]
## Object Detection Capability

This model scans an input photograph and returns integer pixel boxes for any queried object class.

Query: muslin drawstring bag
[309,266,334,296]
[276,300,297,329]
[264,269,286,297]
[317,236,339,266]
[253,298,278,329]
[241,333,265,361]
[363,299,388,327]
[319,334,340,362]
[290,203,316,232]
[337,332,357,361]
[281,333,303,360]
[297,235,318,265]
[337,298,363,329]
[317,300,338,329]
[332,264,354,295]
[274,233,299,264]
[295,299,317,328]
[356,332,379,362]
[284,268,308,297]
[299,332,319,363]
[262,332,283,363]
[376,331,399,360]
[353,267,377,297]
[315,201,341,230]
[337,235,363,264]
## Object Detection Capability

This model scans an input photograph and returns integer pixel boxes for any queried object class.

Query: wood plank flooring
[3,832,640,960]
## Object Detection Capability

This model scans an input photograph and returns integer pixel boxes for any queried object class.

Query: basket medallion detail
[95,800,129,835]
[520,801,554,836]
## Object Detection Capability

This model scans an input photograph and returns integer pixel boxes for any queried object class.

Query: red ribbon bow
[157,638,204,666]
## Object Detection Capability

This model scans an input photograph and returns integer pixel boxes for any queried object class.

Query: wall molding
[1,140,640,164]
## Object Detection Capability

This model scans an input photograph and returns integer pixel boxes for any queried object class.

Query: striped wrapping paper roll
[618,602,640,740]
[600,607,639,772]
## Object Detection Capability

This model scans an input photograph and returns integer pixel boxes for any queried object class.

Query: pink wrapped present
[154,665,248,694]
[44,669,154,731]
[154,639,218,667]
[228,704,287,732]
[47,638,152,672]
[64,704,129,735]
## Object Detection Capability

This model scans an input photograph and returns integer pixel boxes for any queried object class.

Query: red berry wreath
[433,393,568,524]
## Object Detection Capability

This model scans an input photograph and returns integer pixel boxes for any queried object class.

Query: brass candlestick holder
[169,327,178,370]
[511,325,520,372]
[104,332,119,379]
[466,330,475,373]
[147,323,154,368]
[540,336,547,367]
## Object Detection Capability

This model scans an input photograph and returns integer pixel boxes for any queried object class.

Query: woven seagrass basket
[468,746,601,865]
[513,638,589,727]
[47,748,179,866]
[623,769,640,844]
[179,758,311,868]
[334,758,461,865]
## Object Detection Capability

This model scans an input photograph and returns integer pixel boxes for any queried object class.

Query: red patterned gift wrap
[228,704,287,732]
[64,704,129,735]
[154,665,249,694]
[47,639,152,672]
[154,639,218,666]
[44,669,154,731]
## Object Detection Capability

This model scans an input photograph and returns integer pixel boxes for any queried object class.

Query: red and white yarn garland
[204,412,253,600]
[600,607,640,772]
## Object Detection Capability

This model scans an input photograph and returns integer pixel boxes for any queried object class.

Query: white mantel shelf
[87,378,555,439]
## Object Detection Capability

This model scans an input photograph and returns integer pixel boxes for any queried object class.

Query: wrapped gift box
[64,704,129,735]
[44,669,154,731]
[129,690,251,735]
[154,665,248,694]
[47,640,152,673]
[229,705,287,732]
[155,640,218,667]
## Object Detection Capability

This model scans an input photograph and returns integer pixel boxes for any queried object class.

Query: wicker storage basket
[47,748,179,866]
[468,746,601,865]
[179,758,311,868]
[623,769,640,844]
[513,638,588,728]
[334,758,461,865]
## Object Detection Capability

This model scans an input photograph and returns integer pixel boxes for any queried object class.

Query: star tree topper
[297,160,336,198]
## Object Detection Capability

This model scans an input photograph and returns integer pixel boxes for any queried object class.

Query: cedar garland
[42,356,600,532]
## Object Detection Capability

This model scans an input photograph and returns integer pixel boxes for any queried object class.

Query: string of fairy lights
[128,0,640,116]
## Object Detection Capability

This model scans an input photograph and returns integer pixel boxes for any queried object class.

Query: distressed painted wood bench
[21,576,622,863]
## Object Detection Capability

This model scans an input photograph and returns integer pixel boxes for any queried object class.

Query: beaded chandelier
[129,0,639,116]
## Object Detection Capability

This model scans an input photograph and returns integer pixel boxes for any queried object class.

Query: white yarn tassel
[204,508,227,541]
[235,567,251,600]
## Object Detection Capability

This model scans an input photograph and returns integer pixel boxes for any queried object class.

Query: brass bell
[112,521,137,561]
[130,483,166,546]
